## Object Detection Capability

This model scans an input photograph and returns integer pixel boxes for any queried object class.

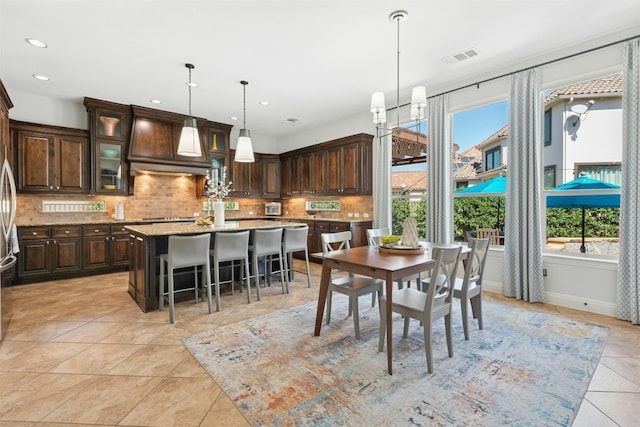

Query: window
[544,165,556,189]
[485,146,501,170]
[544,109,552,146]
[575,163,621,185]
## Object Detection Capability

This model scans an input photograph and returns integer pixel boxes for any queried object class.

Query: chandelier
[370,10,426,140]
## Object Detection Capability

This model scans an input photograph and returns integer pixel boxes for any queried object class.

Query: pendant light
[177,63,202,157]
[370,10,427,138]
[234,80,255,163]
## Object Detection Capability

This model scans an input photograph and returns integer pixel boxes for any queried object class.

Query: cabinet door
[18,239,50,277]
[340,142,360,194]
[262,156,280,198]
[51,237,82,273]
[312,151,327,195]
[300,153,314,194]
[290,156,302,195]
[110,233,131,266]
[56,135,89,193]
[17,132,54,192]
[280,157,291,197]
[326,147,342,194]
[246,160,262,197]
[83,236,109,270]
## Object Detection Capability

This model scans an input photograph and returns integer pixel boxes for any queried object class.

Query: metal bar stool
[210,230,253,304]
[282,225,311,292]
[158,233,213,324]
[249,228,286,298]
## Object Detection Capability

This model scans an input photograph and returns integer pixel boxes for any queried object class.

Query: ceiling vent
[284,117,300,124]
[443,48,480,64]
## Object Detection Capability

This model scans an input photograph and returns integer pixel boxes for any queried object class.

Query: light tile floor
[0,260,639,426]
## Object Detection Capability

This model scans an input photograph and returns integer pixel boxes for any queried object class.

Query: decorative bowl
[102,184,117,190]
[101,149,119,158]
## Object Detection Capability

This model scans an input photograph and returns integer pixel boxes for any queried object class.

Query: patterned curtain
[426,94,453,244]
[503,69,545,302]
[373,132,392,231]
[616,38,640,324]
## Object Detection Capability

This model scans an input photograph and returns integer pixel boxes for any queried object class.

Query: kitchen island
[125,220,307,312]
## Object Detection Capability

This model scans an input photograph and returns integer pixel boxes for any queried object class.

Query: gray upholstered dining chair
[158,233,213,324]
[282,225,311,291]
[454,237,490,340]
[321,231,383,340]
[378,245,462,373]
[366,227,421,290]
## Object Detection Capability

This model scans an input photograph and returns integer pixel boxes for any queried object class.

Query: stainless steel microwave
[265,202,282,216]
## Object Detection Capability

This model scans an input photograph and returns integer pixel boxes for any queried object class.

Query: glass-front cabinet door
[98,142,123,191]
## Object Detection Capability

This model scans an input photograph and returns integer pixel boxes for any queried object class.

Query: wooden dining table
[313,242,470,375]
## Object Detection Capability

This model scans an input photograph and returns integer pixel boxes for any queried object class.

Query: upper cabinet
[229,151,262,197]
[12,121,89,194]
[84,98,131,195]
[261,154,280,199]
[279,133,373,197]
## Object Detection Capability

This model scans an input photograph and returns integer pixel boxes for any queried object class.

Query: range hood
[127,106,210,176]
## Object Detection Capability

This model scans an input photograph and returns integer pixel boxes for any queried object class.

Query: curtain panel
[426,94,453,244]
[502,69,545,302]
[373,132,392,231]
[616,38,640,324]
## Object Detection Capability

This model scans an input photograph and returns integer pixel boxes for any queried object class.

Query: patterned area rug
[183,297,608,426]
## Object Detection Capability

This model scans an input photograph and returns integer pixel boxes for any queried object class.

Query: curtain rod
[387,33,640,111]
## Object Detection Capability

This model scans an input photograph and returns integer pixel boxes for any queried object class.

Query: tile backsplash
[15,174,373,225]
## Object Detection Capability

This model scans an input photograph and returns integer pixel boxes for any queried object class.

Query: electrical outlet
[363,213,369,218]
[347,213,353,218]
[249,211,254,215]
[354,213,360,218]
[193,212,200,217]
[542,268,547,276]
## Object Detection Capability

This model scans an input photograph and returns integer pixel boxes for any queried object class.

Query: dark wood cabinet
[230,151,262,197]
[262,155,280,199]
[128,232,146,310]
[18,225,82,278]
[279,133,373,198]
[12,121,89,194]
[82,223,132,270]
[84,98,131,195]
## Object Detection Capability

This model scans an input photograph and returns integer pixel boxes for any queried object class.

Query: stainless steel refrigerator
[0,148,17,339]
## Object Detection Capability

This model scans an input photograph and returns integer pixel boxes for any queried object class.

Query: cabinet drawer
[18,227,51,240]
[52,226,82,238]
[314,221,330,232]
[110,224,131,235]
[83,225,109,236]
[330,222,349,232]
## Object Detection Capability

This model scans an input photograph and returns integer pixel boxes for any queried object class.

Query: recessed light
[32,74,50,81]
[259,101,270,106]
[25,38,47,48]
[150,99,162,104]
[230,116,238,121]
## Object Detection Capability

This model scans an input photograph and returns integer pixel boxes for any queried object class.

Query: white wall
[482,248,618,317]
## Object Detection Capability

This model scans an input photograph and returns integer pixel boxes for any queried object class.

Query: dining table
[313,242,470,375]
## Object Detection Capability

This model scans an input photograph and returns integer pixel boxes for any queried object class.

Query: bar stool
[282,225,311,292]
[158,233,212,324]
[249,228,285,298]
[210,230,252,304]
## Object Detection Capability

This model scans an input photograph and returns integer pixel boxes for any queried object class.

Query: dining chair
[282,225,311,292]
[249,228,286,297]
[475,228,500,245]
[454,237,490,340]
[366,227,421,290]
[210,230,253,304]
[378,245,462,373]
[321,231,383,340]
[158,233,213,324]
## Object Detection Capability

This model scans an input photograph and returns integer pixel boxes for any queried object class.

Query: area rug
[183,297,608,426]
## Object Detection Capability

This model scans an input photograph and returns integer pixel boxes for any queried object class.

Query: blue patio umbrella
[546,175,620,253]
[455,175,506,229]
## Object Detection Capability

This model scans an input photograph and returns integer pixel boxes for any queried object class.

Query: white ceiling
[2,0,640,139]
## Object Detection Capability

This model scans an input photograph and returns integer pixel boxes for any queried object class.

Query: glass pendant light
[234,80,255,163]
[177,63,202,157]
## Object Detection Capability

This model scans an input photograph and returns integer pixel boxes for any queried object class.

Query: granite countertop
[16,215,372,227]
[125,219,309,237]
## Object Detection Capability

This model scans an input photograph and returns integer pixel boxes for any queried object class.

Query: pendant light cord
[241,80,248,129]
[188,67,193,116]
[395,14,400,135]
